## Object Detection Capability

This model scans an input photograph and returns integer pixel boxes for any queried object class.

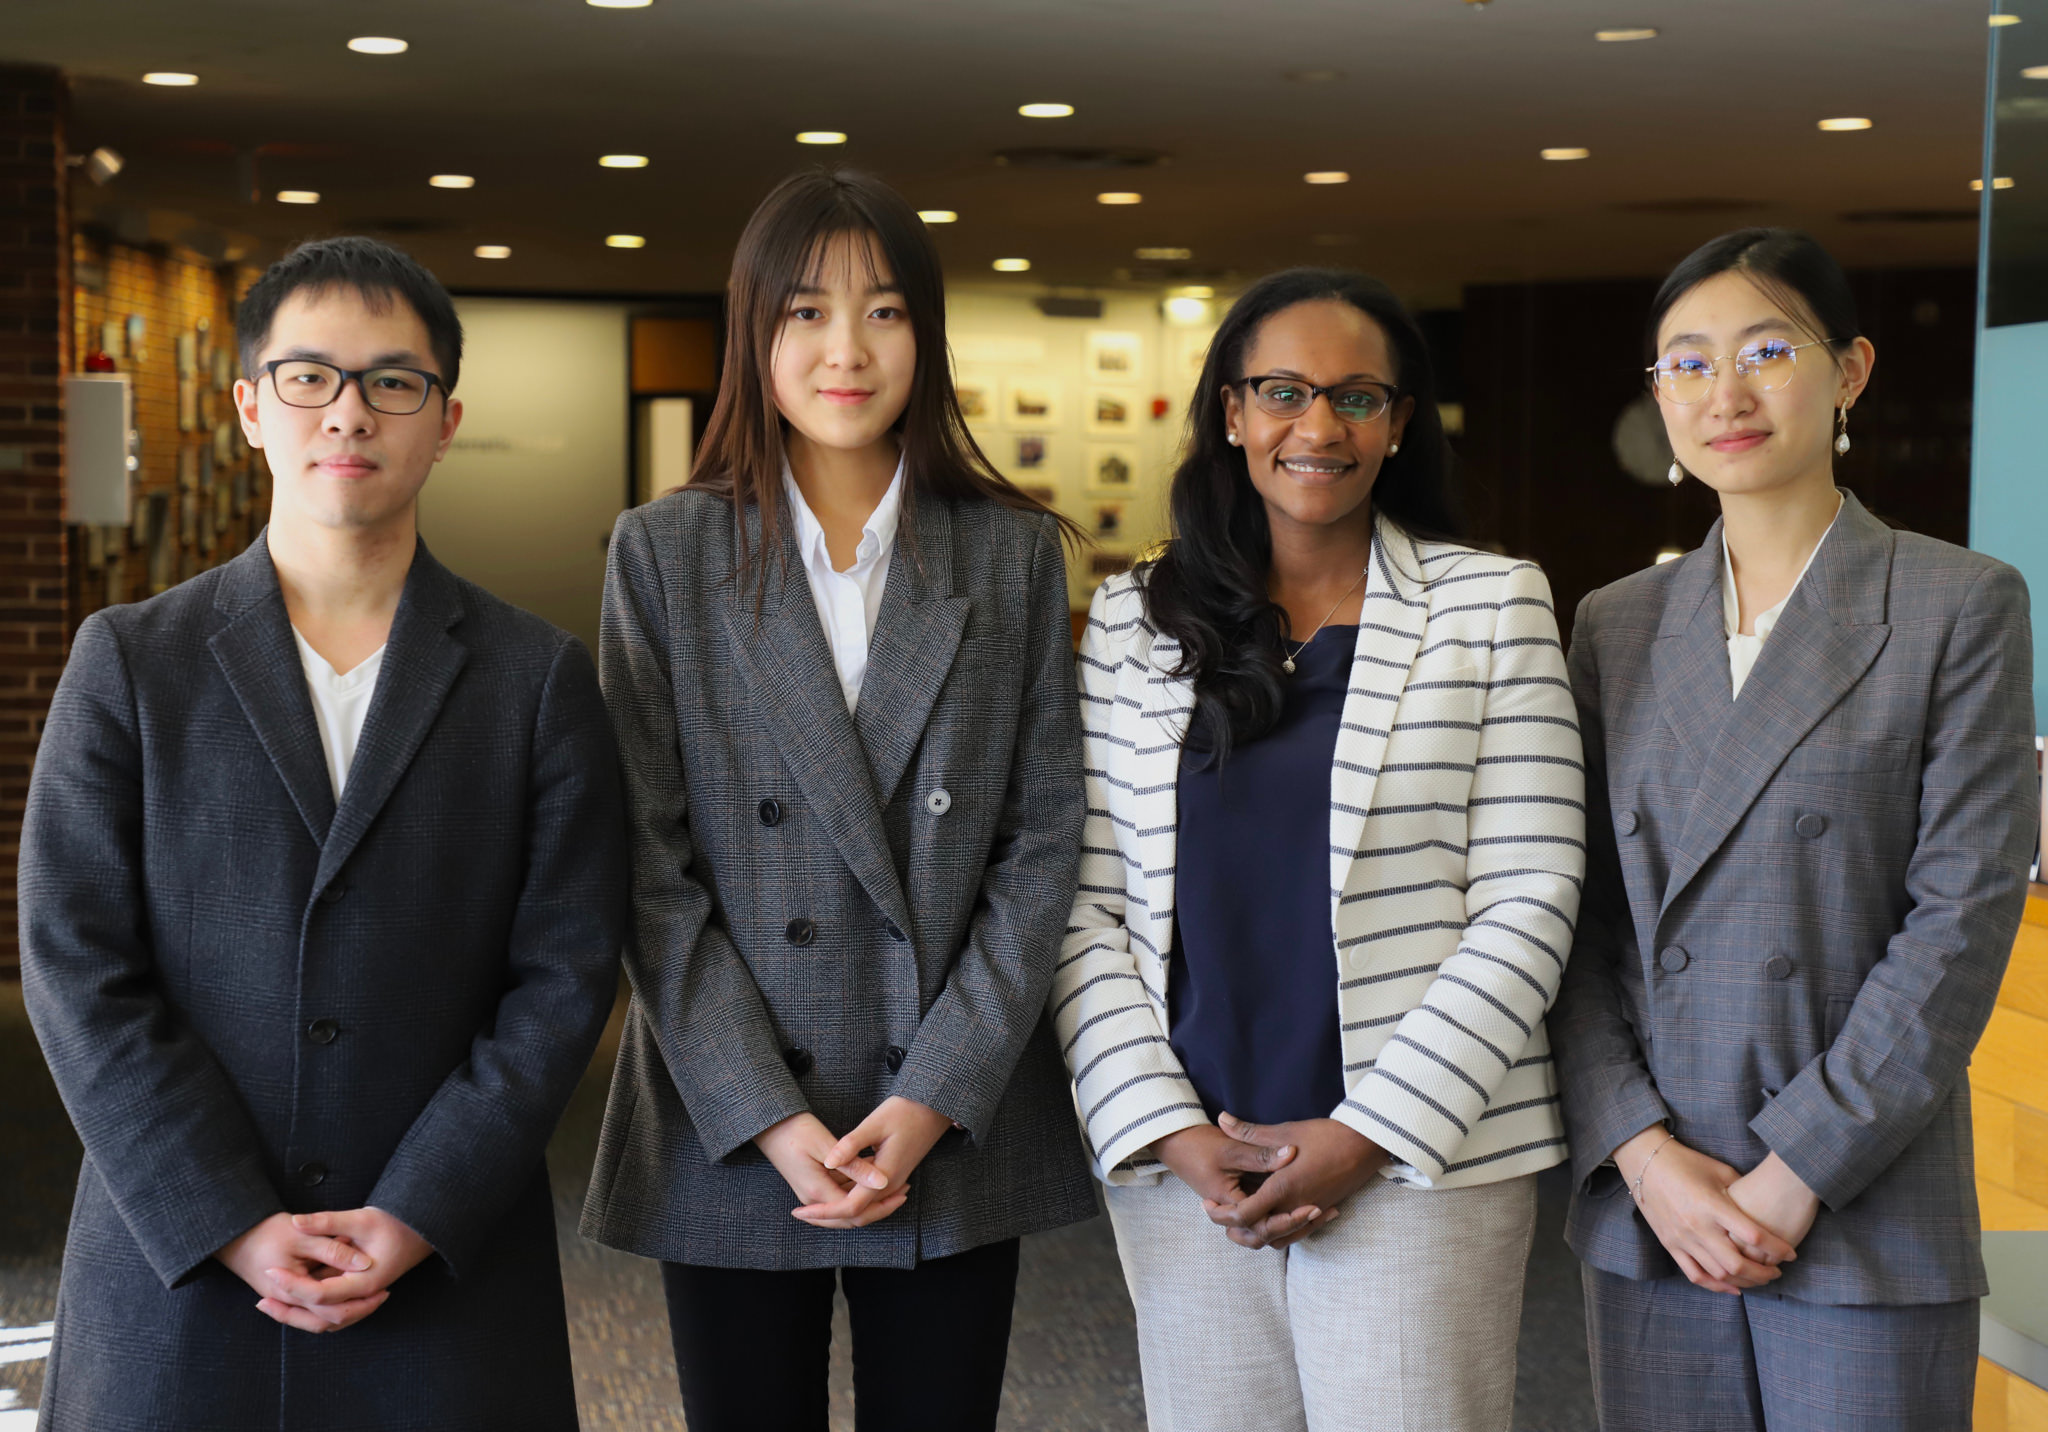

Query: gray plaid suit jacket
[19,534,627,1430]
[579,488,1098,1270]
[1552,490,2036,1305]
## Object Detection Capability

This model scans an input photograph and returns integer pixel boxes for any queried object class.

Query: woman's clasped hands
[1615,1125,1816,1295]
[755,1096,955,1230]
[1157,1111,1389,1251]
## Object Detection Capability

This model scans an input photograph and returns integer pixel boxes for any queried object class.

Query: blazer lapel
[1650,525,1736,771]
[208,532,337,848]
[853,497,970,810]
[315,542,469,892]
[1329,518,1428,937]
[1658,492,1894,921]
[1134,629,1192,966]
[716,510,913,936]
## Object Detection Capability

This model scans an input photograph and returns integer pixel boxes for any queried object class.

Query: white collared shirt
[292,628,387,797]
[783,457,905,712]
[1721,494,1843,700]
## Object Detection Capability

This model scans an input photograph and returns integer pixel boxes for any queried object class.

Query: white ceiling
[8,0,2008,301]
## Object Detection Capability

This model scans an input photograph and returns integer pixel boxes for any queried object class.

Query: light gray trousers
[1104,1171,1538,1432]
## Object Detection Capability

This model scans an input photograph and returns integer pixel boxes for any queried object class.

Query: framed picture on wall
[955,371,998,426]
[1004,378,1061,429]
[1012,433,1050,470]
[1086,442,1140,495]
[1091,500,1129,542]
[1169,328,1213,388]
[1089,550,1134,579]
[1086,330,1142,379]
[1085,387,1139,437]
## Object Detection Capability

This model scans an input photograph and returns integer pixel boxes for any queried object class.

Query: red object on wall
[83,349,116,372]
[1151,396,1171,419]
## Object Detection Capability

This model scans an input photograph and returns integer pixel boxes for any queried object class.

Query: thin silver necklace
[1282,565,1368,675]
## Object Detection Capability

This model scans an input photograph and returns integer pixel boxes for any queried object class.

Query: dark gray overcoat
[19,534,627,1431]
[580,490,1097,1270]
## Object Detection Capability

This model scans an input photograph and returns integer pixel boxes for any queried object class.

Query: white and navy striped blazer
[1052,516,1586,1189]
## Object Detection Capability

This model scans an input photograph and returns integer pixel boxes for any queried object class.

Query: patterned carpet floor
[0,980,1595,1429]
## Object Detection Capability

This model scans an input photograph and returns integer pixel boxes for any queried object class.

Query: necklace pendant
[1282,657,1296,675]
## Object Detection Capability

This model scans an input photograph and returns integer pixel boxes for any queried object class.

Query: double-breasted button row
[1658,945,1690,973]
[305,1018,340,1045]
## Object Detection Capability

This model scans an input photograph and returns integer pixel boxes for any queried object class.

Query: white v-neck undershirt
[293,628,387,798]
[1720,494,1843,700]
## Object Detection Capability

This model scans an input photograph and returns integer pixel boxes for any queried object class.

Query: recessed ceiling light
[429,174,475,189]
[795,131,847,145]
[1136,246,1193,261]
[1817,117,1873,131]
[1097,192,1142,205]
[606,234,646,248]
[276,190,320,204]
[1542,147,1591,160]
[1989,13,2021,24]
[1164,296,1210,324]
[347,36,408,54]
[992,258,1032,272]
[474,245,512,259]
[1018,103,1074,118]
[2024,65,2048,78]
[1971,177,2017,190]
[599,154,649,167]
[142,72,198,86]
[1304,171,1349,185]
[1596,27,1658,40]
[917,209,958,223]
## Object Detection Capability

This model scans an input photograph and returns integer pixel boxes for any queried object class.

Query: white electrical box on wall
[64,373,132,526]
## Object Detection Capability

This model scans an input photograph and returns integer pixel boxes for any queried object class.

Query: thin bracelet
[1628,1132,1677,1206]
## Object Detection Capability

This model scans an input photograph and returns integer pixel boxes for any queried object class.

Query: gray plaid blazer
[1552,490,2036,1306]
[579,488,1098,1270]
[19,535,627,1431]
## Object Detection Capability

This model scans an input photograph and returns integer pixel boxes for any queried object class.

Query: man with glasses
[20,236,625,1430]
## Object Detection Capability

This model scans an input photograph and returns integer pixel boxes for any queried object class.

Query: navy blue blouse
[1167,624,1353,1127]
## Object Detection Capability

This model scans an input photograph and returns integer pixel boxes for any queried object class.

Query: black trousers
[661,1238,1021,1432]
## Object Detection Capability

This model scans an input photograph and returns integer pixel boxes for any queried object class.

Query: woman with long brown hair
[579,169,1096,1430]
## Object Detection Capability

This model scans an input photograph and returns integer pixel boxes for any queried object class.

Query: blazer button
[785,917,816,946]
[318,884,346,905]
[1617,809,1640,836]
[297,1161,328,1187]
[305,1018,340,1045]
[784,1047,814,1076]
[1764,955,1793,980]
[759,798,782,827]
[1658,945,1690,973]
[925,789,952,816]
[1795,813,1828,839]
[885,1045,906,1073]
[885,919,907,943]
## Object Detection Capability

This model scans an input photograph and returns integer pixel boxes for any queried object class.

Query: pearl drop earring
[1668,461,1684,486]
[1834,405,1852,456]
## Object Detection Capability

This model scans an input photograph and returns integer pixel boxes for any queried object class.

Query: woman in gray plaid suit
[1553,228,2037,1430]
[578,170,1097,1430]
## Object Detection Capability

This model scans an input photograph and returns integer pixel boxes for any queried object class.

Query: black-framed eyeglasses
[262,359,447,416]
[1236,374,1401,424]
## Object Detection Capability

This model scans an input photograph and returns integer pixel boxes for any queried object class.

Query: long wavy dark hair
[689,169,1078,598]
[1141,267,1459,760]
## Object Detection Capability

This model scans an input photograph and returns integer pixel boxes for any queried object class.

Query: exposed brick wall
[0,65,69,978]
[70,237,265,623]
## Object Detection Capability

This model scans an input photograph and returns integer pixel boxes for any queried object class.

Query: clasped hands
[755,1095,955,1230]
[1613,1124,1821,1296]
[1157,1112,1387,1251]
[216,1206,434,1334]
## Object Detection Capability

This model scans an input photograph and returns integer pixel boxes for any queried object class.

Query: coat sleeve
[891,516,1088,1138]
[20,613,285,1288]
[1548,590,1673,1190]
[1047,578,1207,1180]
[597,508,809,1161]
[1334,560,1587,1182]
[368,632,628,1273]
[1750,563,2037,1208]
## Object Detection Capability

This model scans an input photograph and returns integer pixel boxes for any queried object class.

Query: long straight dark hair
[1143,267,1459,761]
[690,169,1078,596]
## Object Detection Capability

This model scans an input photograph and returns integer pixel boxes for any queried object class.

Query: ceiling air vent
[992,147,1168,171]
